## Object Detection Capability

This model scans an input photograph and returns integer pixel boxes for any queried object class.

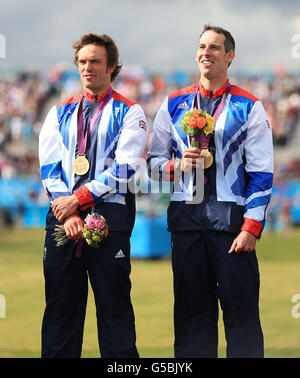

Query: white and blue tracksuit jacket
[39,89,148,232]
[147,82,274,238]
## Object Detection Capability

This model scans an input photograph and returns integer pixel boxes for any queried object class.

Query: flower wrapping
[53,212,109,248]
[180,109,214,148]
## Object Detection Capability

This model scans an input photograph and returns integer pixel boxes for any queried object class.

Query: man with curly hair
[39,33,148,358]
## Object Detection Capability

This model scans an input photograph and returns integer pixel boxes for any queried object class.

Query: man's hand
[181,148,203,172]
[63,214,84,240]
[228,230,257,254]
[51,194,80,222]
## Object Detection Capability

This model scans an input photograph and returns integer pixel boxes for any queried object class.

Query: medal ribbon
[191,81,232,148]
[77,87,113,156]
[74,88,113,257]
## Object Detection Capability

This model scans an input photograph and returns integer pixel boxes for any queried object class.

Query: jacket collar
[83,87,112,102]
[198,79,230,98]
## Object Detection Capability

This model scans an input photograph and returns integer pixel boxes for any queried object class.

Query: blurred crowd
[0,63,300,182]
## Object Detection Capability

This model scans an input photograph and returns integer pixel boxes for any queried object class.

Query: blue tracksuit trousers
[171,230,264,358]
[41,231,138,358]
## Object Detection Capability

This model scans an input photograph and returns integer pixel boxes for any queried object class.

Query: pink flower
[85,215,96,229]
[96,219,105,230]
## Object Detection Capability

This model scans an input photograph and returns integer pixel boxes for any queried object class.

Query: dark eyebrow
[78,57,102,63]
[199,43,222,49]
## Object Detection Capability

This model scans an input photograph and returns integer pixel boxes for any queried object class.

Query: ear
[227,49,235,65]
[107,64,116,76]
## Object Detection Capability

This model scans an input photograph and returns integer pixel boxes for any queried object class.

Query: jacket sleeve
[39,105,71,201]
[241,100,274,238]
[74,104,148,210]
[147,97,177,181]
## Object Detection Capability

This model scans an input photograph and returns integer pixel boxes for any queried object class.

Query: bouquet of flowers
[53,212,109,248]
[83,213,109,248]
[180,109,215,148]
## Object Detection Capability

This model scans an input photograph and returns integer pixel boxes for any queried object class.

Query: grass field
[0,227,300,358]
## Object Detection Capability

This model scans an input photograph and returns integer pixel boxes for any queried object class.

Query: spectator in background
[280,199,292,237]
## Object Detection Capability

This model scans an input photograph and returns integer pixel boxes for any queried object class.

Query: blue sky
[0,0,300,74]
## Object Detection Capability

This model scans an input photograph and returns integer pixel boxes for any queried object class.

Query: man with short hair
[39,33,148,358]
[148,25,273,358]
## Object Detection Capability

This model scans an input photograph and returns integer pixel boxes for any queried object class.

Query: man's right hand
[63,214,84,240]
[181,148,203,172]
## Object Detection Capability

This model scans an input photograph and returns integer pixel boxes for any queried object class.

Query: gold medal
[73,155,90,175]
[200,149,214,169]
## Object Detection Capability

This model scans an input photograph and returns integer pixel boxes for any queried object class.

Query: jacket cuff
[74,185,95,210]
[241,218,263,239]
[162,160,175,181]
[162,159,182,182]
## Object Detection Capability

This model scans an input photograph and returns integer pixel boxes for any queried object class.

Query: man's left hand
[228,230,257,254]
[63,214,84,240]
[51,194,80,222]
